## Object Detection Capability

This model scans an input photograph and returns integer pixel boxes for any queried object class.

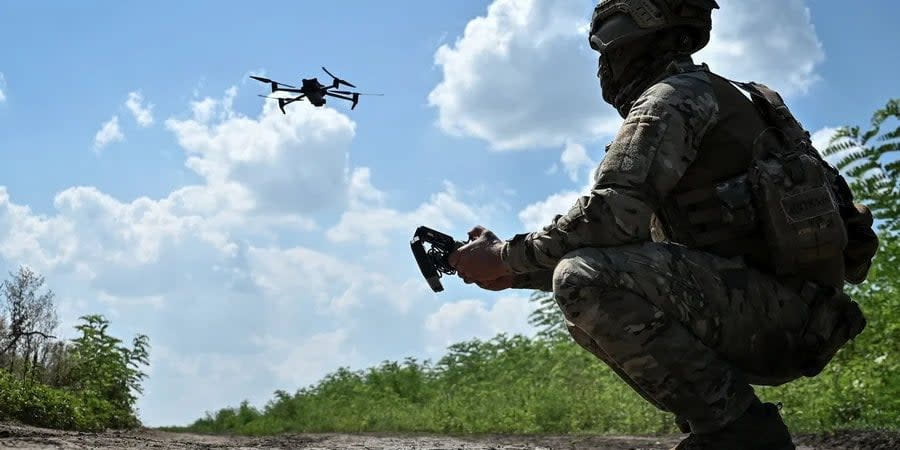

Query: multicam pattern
[551,242,813,433]
[501,64,719,273]
[502,63,820,434]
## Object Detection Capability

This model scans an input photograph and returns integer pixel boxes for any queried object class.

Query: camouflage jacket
[503,58,721,290]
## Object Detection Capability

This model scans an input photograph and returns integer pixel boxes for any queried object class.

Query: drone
[250,67,382,113]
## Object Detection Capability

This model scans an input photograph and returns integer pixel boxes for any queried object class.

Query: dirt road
[1,422,896,449]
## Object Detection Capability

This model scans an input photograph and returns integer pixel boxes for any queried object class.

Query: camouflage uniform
[499,57,824,433]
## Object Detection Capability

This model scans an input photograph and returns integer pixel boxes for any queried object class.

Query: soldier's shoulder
[644,69,713,102]
[635,68,719,119]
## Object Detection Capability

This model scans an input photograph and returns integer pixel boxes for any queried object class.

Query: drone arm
[324,92,354,101]
[273,87,304,93]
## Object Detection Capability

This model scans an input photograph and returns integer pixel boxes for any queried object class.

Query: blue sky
[0,0,897,427]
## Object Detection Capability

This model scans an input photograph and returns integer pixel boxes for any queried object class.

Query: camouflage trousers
[552,242,815,434]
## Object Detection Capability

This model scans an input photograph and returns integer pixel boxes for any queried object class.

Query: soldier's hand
[476,275,514,291]
[448,225,511,283]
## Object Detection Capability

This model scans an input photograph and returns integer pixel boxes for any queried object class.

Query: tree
[0,266,59,378]
[527,291,568,342]
[823,99,900,235]
[69,314,150,426]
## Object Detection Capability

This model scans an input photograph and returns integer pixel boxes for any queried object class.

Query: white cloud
[191,97,218,124]
[811,126,871,182]
[428,0,616,151]
[518,190,581,231]
[428,0,825,152]
[247,245,376,314]
[424,296,535,353]
[125,91,155,127]
[518,163,598,231]
[250,330,365,388]
[326,178,482,247]
[347,166,386,209]
[165,87,356,216]
[560,140,594,182]
[0,72,6,103]
[93,115,124,152]
[811,126,840,156]
[696,0,825,97]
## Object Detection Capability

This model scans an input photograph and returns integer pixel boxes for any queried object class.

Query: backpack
[724,79,879,285]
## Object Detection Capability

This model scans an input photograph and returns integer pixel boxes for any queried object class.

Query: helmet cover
[588,0,719,53]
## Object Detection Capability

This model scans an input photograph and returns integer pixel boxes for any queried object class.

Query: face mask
[595,32,689,115]
[597,49,634,108]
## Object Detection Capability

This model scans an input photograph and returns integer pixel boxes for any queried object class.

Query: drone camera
[410,226,465,292]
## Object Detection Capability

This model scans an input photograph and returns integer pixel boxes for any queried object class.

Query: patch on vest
[780,185,837,223]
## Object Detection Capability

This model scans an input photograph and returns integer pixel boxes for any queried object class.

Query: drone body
[250,67,382,113]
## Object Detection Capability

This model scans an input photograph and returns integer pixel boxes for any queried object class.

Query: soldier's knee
[552,249,589,294]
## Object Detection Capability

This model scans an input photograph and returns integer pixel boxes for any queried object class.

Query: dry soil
[1,422,897,449]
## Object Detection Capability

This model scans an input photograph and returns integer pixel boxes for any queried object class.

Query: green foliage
[176,335,674,436]
[68,314,150,429]
[823,98,900,235]
[0,368,123,431]
[0,266,151,431]
[526,290,568,342]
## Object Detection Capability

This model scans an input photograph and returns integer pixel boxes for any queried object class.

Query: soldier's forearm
[499,189,655,273]
[510,270,554,292]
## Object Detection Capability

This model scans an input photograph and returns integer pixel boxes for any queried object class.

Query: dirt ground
[1,422,897,450]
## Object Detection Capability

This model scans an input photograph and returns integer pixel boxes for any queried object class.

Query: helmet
[589,0,719,54]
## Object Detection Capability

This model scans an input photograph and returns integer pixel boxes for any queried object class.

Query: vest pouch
[713,173,757,233]
[842,203,879,284]
[661,174,758,249]
[748,152,848,277]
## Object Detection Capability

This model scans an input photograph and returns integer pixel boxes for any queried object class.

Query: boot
[670,401,795,450]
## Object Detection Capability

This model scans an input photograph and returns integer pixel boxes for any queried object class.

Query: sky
[0,0,897,427]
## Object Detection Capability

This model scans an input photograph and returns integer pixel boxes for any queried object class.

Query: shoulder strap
[721,77,810,147]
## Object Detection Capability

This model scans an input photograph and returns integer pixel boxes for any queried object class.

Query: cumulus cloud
[125,91,155,127]
[810,126,871,182]
[696,0,825,97]
[811,126,840,155]
[424,296,535,353]
[250,330,366,388]
[518,190,581,231]
[3,86,366,300]
[560,140,594,182]
[0,73,545,429]
[0,72,6,102]
[93,115,124,152]
[247,245,386,314]
[518,162,599,231]
[428,0,825,151]
[428,0,614,151]
[165,87,356,216]
[326,177,483,247]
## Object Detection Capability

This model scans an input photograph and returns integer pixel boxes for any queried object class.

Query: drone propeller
[249,75,296,88]
[321,67,356,88]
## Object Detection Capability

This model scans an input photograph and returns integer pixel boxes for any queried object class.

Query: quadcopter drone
[250,67,382,113]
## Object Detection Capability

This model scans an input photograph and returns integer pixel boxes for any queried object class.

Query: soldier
[448,1,875,449]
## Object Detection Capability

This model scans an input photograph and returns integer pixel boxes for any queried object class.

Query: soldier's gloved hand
[476,275,514,291]
[448,225,511,284]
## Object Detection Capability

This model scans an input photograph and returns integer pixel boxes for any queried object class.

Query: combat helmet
[589,0,720,53]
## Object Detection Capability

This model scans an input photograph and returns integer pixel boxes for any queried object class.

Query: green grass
[172,312,897,436]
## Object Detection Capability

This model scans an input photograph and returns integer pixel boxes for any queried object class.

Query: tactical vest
[653,67,877,290]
